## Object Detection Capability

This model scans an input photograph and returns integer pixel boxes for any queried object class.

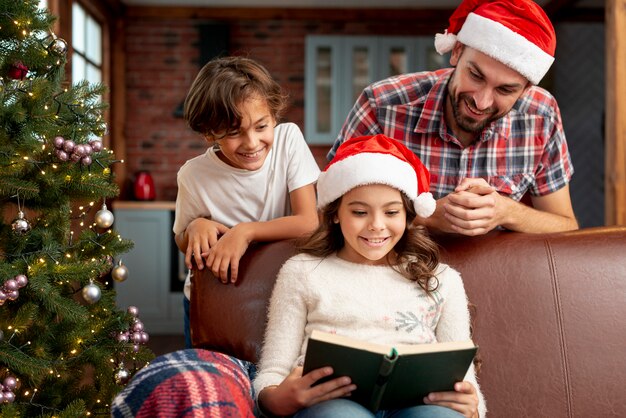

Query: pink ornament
[90,139,103,152]
[132,320,144,332]
[14,274,28,288]
[127,306,139,317]
[80,156,92,166]
[6,290,19,300]
[2,390,15,403]
[54,136,65,149]
[132,332,143,344]
[140,331,149,344]
[73,144,86,157]
[62,140,75,153]
[2,376,16,390]
[83,144,93,155]
[55,149,68,161]
[3,279,18,291]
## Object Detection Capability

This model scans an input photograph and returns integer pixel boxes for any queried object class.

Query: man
[329,0,578,236]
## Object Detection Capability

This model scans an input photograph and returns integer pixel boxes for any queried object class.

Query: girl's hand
[423,381,479,418]
[258,366,356,416]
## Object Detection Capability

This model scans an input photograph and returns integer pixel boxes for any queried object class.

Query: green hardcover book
[302,330,478,412]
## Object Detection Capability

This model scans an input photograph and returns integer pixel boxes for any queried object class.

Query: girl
[253,134,486,418]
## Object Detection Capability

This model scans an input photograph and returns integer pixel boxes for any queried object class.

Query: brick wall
[123,11,441,201]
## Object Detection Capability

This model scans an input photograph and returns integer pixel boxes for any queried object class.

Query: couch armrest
[190,240,296,363]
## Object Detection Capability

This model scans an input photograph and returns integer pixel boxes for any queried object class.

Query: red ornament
[8,61,28,80]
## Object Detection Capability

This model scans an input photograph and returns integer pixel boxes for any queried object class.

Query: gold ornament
[112,260,129,282]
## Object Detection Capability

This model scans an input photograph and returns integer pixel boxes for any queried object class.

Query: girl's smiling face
[336,184,407,266]
[212,96,275,171]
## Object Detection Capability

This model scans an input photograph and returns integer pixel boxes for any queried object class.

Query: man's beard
[449,92,500,134]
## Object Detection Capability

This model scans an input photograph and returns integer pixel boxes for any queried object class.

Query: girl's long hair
[296,192,441,293]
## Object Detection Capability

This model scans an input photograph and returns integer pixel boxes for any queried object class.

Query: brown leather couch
[191,227,626,417]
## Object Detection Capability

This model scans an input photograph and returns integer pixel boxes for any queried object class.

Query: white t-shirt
[174,122,320,298]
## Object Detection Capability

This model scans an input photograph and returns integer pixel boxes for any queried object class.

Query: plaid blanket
[111,349,255,417]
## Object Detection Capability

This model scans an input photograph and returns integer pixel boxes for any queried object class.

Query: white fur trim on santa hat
[456,13,554,85]
[318,153,417,209]
[317,152,437,218]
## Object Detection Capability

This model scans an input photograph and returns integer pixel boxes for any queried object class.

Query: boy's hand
[183,218,229,270]
[201,224,253,283]
[423,380,479,418]
[258,366,356,416]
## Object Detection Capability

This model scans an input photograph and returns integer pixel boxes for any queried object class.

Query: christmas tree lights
[0,1,153,415]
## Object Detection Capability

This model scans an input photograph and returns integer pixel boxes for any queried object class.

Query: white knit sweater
[253,253,486,417]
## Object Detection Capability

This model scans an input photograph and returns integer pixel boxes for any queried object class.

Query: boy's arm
[204,183,319,282]
[235,183,319,242]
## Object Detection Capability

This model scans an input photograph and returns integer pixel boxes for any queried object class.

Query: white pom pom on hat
[317,134,436,218]
[434,0,556,85]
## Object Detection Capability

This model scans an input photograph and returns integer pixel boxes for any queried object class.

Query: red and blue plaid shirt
[329,68,574,201]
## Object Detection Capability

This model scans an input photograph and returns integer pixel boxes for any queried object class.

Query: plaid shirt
[329,68,574,201]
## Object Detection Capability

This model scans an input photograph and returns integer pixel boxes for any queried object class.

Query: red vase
[134,171,156,201]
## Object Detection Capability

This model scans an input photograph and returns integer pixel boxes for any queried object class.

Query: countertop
[112,200,176,210]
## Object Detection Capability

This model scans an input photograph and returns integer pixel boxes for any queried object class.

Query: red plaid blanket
[111,349,255,417]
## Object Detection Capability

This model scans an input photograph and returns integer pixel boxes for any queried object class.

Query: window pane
[426,47,447,70]
[86,64,102,84]
[315,47,331,134]
[86,16,102,65]
[389,47,407,76]
[72,53,86,82]
[72,3,85,54]
[352,46,369,103]
[39,0,47,9]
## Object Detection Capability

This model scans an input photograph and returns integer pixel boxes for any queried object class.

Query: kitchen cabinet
[112,201,184,335]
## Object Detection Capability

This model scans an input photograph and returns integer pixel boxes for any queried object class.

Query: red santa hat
[317,134,436,218]
[434,0,556,85]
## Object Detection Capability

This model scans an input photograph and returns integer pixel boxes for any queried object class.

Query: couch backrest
[191,227,626,417]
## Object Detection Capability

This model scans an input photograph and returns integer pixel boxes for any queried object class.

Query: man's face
[447,44,530,135]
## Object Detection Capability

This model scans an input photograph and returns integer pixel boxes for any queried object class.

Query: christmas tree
[0,1,153,416]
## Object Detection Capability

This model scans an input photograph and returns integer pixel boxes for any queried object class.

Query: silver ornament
[82,282,101,304]
[11,211,31,235]
[95,204,114,229]
[94,122,109,137]
[49,37,68,55]
[112,260,129,282]
[114,365,131,385]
